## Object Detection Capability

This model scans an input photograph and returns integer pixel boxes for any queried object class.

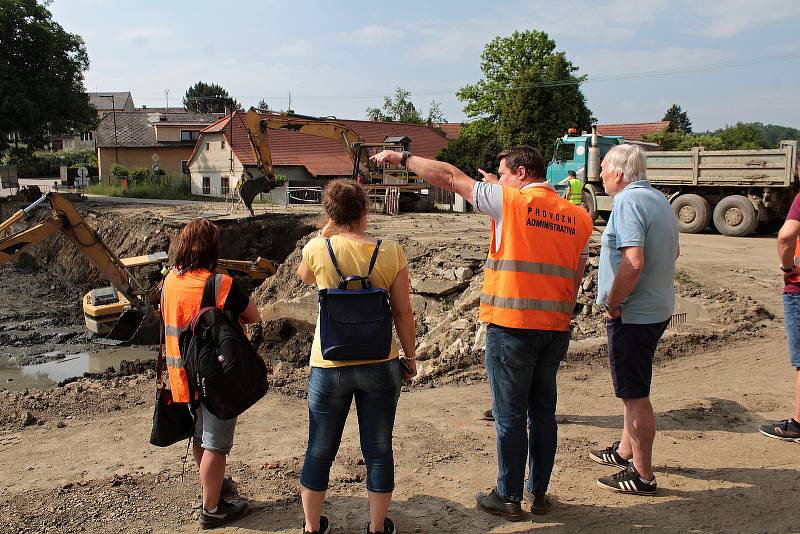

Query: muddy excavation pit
[0,202,316,390]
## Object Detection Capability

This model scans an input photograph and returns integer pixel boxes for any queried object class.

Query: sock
[639,476,656,485]
[204,506,218,514]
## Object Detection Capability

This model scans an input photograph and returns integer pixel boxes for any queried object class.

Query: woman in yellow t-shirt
[296,179,416,534]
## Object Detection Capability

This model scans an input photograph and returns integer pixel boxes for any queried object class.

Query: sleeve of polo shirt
[472,182,503,221]
[612,195,647,248]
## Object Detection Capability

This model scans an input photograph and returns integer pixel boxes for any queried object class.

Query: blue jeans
[485,324,569,501]
[300,359,402,493]
[784,293,800,368]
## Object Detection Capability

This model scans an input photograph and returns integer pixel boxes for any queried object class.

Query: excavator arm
[0,193,147,309]
[245,109,373,183]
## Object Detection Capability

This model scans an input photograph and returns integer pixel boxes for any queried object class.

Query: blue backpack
[318,238,393,361]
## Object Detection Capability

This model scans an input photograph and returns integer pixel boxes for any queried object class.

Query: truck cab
[545,132,622,190]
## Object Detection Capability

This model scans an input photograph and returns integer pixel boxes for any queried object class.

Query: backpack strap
[200,272,219,309]
[367,239,382,276]
[325,238,347,280]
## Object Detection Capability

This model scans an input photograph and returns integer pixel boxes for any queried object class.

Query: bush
[129,168,151,184]
[1,147,97,177]
[111,164,129,178]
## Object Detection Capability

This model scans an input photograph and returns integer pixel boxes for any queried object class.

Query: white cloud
[690,0,800,38]
[118,27,172,42]
[272,39,313,57]
[339,25,403,45]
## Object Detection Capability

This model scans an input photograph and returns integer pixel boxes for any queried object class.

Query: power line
[130,52,800,102]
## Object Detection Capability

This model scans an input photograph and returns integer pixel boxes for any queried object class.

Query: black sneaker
[475,488,525,521]
[759,419,800,442]
[304,514,331,534]
[367,517,395,534]
[589,441,630,468]
[597,464,657,495]
[200,499,248,529]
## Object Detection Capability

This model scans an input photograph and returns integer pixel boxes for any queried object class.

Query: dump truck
[546,127,799,236]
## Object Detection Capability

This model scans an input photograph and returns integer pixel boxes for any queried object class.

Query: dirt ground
[1,197,798,533]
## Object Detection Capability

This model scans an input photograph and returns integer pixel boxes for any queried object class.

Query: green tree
[0,0,98,150]
[256,98,269,111]
[714,122,766,149]
[425,100,447,126]
[496,53,592,155]
[645,123,766,151]
[366,87,423,123]
[457,30,585,120]
[662,104,692,133]
[183,82,241,113]
[436,119,500,180]
[456,30,592,157]
[750,122,800,147]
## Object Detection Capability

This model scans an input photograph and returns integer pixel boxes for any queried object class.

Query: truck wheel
[712,195,758,237]
[672,194,711,234]
[582,189,599,223]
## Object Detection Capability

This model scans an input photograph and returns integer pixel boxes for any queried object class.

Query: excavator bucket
[84,288,159,346]
[95,308,160,346]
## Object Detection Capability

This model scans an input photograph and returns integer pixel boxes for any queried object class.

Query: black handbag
[149,328,195,447]
[318,238,393,361]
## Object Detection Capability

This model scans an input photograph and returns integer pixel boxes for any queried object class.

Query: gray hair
[604,144,647,184]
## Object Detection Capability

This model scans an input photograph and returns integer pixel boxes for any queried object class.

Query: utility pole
[99,94,119,183]
[164,89,169,109]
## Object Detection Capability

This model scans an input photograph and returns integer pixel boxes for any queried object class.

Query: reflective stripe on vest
[480,294,574,314]
[161,269,232,402]
[479,185,593,331]
[567,179,583,205]
[485,258,576,279]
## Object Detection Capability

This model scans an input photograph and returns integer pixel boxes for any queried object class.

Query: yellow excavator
[239,109,422,215]
[0,193,277,343]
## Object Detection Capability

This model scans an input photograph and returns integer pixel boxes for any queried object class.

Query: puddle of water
[0,346,155,391]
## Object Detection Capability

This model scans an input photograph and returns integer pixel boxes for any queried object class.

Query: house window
[80,132,93,141]
[202,176,210,195]
[221,176,230,195]
[181,160,189,174]
[206,142,210,151]
[181,130,200,141]
[221,140,225,150]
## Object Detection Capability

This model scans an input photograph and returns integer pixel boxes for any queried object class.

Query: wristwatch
[399,150,412,168]
[603,302,620,314]
[780,264,795,273]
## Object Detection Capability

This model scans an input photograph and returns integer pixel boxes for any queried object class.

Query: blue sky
[50,0,800,132]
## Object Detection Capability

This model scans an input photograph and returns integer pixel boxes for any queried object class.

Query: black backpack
[178,274,269,420]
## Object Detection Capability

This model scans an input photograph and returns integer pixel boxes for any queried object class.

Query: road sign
[77,167,88,179]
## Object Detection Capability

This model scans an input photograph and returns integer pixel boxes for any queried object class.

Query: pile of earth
[251,232,775,391]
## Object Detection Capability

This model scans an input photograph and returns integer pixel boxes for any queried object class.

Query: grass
[85,176,194,200]
[674,270,699,287]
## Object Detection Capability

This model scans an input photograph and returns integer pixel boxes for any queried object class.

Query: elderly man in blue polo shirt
[589,144,679,495]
